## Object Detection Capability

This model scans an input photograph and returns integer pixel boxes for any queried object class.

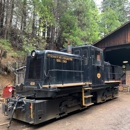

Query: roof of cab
[28,49,81,58]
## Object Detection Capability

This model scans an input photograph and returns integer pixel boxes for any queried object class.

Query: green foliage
[0,39,25,58]
[12,51,26,58]
[99,0,130,37]
[22,35,46,54]
[3,0,130,54]
[23,38,36,54]
[0,39,12,51]
[59,0,101,46]
[84,5,101,43]
[61,12,86,46]
[100,7,121,36]
[101,0,130,24]
[34,0,55,27]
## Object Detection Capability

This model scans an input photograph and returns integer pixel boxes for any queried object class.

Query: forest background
[0,0,130,75]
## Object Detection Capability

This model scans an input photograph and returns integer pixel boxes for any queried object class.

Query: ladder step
[84,95,93,98]
[83,103,94,107]
[83,87,92,90]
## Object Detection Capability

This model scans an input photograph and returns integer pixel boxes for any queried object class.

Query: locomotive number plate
[30,82,35,86]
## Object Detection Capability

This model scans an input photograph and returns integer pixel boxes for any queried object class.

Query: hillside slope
[0,74,15,90]
[0,40,25,90]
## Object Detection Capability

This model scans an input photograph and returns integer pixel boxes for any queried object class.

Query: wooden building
[94,21,130,89]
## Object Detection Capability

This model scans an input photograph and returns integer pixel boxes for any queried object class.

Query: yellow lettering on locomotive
[30,82,35,85]
[47,54,51,57]
[56,59,61,62]
[62,60,67,63]
[58,56,62,59]
[47,54,73,61]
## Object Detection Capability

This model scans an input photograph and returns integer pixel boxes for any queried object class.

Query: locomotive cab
[71,45,104,85]
[90,46,104,85]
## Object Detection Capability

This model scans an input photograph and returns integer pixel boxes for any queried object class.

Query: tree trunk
[9,0,14,28]
[8,0,14,39]
[0,49,4,64]
[0,0,5,35]
[4,0,10,39]
[46,25,51,49]
[21,0,27,32]
[38,18,41,36]
[15,13,18,28]
[32,1,36,35]
[50,25,55,50]
[23,0,26,32]
[49,0,58,50]
[0,0,3,28]
[21,15,23,31]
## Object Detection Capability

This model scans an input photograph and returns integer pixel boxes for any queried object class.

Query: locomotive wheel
[101,92,107,102]
[112,91,116,99]
[59,101,68,116]
[111,88,116,99]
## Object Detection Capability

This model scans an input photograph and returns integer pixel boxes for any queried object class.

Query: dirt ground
[0,92,130,130]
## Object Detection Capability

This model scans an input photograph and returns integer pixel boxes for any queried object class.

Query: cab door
[91,48,104,85]
[82,48,90,82]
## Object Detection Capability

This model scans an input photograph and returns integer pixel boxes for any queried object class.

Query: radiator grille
[28,58,42,79]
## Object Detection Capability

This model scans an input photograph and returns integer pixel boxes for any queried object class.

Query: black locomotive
[2,45,122,127]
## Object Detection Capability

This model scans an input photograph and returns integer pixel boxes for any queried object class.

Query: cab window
[74,50,80,55]
[92,49,101,66]
[96,51,101,61]
[82,49,88,65]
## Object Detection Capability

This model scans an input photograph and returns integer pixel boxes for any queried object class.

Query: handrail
[49,69,83,73]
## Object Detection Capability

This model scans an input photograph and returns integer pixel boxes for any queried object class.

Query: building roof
[93,20,130,46]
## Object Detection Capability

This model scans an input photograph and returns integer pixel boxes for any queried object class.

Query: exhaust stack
[67,39,72,54]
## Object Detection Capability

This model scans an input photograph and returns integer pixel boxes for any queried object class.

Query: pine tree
[102,0,130,24]
[100,7,121,36]
[57,0,100,47]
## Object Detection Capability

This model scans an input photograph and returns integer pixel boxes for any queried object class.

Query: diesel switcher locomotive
[2,45,122,127]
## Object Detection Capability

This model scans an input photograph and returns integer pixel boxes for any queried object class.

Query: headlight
[31,50,41,58]
[31,50,36,57]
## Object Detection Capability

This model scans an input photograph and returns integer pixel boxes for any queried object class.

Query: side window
[95,51,101,61]
[95,50,101,66]
[74,50,80,55]
[83,49,87,58]
[82,49,88,65]
[91,49,95,65]
[92,49,101,66]
[100,52,104,65]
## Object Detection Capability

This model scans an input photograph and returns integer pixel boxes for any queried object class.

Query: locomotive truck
[2,45,122,127]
